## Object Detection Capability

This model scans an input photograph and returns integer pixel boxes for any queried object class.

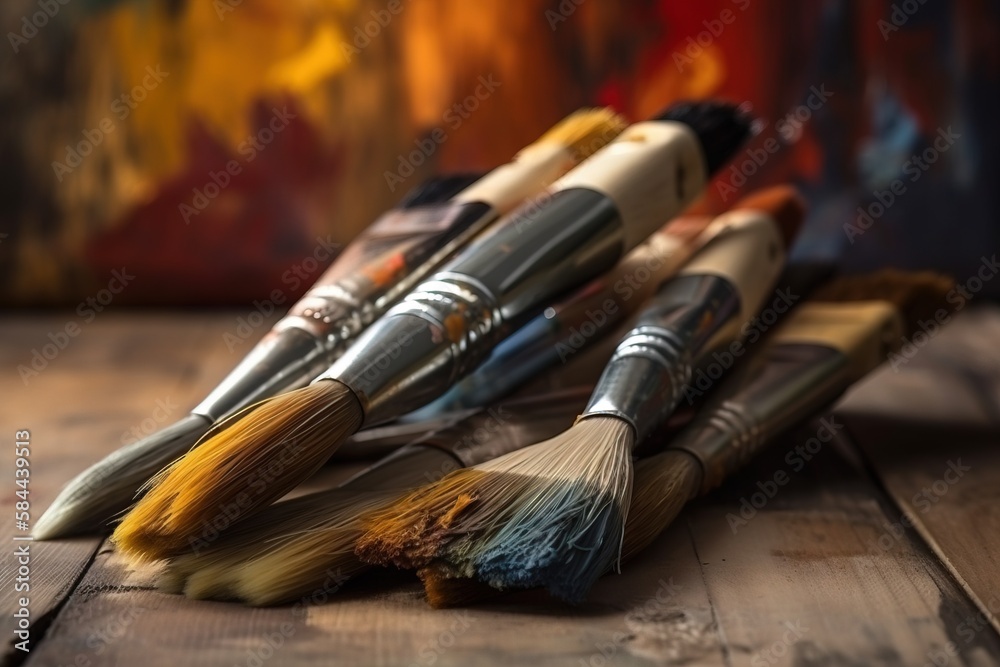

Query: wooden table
[3,307,999,666]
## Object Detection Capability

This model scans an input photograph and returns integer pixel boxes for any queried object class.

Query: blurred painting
[1,0,997,306]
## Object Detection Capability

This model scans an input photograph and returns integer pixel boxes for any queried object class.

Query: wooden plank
[0,312,259,660]
[837,306,1000,636]
[683,419,1000,666]
[9,310,1000,665]
[27,418,1000,666]
[23,526,726,667]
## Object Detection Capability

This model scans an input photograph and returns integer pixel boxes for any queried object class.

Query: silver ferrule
[671,342,850,492]
[195,201,494,421]
[321,188,626,427]
[583,273,741,442]
[279,200,494,345]
[275,284,370,346]
[318,273,503,425]
[192,327,332,420]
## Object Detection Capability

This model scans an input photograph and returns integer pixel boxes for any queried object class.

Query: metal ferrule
[671,343,850,493]
[193,327,332,420]
[318,274,503,425]
[279,201,494,346]
[322,188,626,427]
[583,273,741,442]
[276,284,369,342]
[194,201,492,421]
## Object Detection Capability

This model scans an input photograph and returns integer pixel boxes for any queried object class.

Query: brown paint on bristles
[112,380,362,562]
[356,417,633,603]
[414,271,961,607]
[354,469,498,570]
[417,449,703,608]
[420,563,500,609]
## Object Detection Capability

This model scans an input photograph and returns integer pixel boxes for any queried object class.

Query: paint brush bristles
[417,449,703,609]
[33,414,213,540]
[42,111,625,543]
[116,101,746,565]
[533,108,628,161]
[356,417,632,597]
[161,489,395,604]
[620,451,702,561]
[357,186,801,602]
[112,381,361,561]
[159,388,592,604]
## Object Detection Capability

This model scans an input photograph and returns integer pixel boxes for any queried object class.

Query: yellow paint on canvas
[95,0,355,175]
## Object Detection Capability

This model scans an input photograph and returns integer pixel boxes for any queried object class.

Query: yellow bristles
[112,380,362,562]
[158,488,397,605]
[533,108,628,162]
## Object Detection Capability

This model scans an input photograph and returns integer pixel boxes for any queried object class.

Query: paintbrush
[112,100,753,562]
[420,270,955,608]
[355,186,803,602]
[407,213,715,419]
[35,109,625,540]
[157,387,592,605]
[624,270,956,559]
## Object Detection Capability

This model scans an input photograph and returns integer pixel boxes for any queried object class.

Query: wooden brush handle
[555,120,706,249]
[670,301,903,493]
[679,207,787,325]
[582,210,787,442]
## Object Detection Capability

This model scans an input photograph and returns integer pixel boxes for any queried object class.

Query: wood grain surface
[2,308,999,666]
[837,308,1000,639]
